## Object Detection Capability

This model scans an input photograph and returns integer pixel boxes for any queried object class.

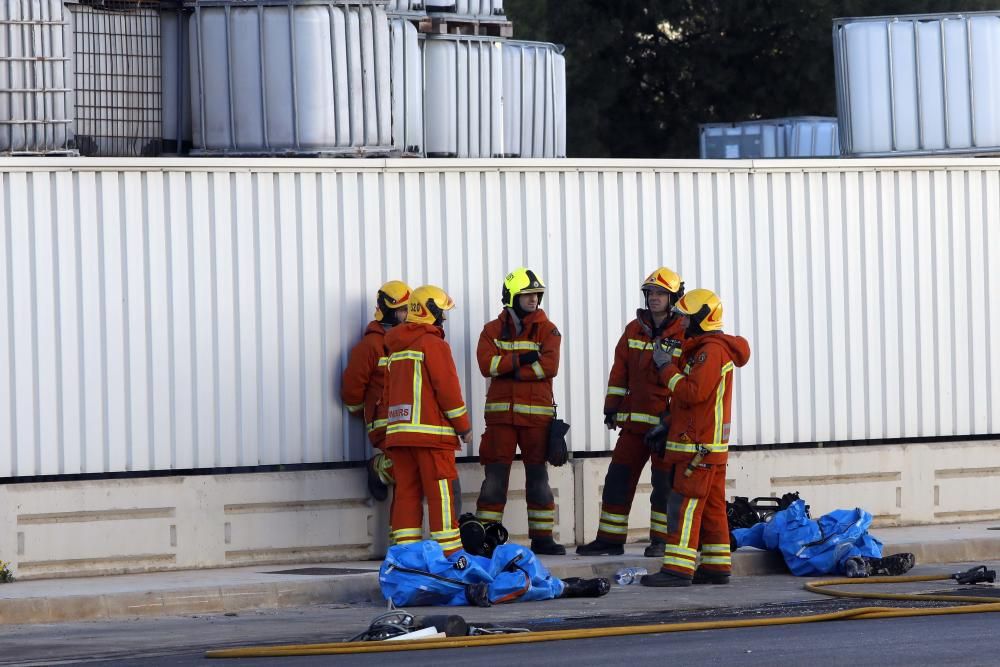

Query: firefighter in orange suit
[576,267,686,558]
[341,281,411,501]
[474,268,565,555]
[639,289,751,587]
[382,285,472,556]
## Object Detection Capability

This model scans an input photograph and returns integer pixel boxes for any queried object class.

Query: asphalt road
[69,613,1000,666]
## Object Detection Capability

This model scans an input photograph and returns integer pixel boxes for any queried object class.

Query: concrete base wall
[2,440,998,580]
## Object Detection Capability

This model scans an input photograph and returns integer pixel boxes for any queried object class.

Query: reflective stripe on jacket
[383,323,472,450]
[477,309,561,427]
[604,310,686,434]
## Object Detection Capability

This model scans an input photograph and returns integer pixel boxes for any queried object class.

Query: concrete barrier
[1,440,998,579]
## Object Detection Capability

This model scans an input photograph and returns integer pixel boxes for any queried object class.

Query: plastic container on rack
[389,18,423,155]
[161,4,192,155]
[501,40,566,158]
[0,0,76,155]
[384,0,425,16]
[699,117,839,159]
[189,0,393,156]
[425,0,503,19]
[834,11,1000,156]
[423,34,503,158]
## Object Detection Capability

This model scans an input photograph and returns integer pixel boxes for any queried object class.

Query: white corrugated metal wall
[2,158,999,477]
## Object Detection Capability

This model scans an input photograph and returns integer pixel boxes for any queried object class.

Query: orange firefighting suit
[341,321,391,448]
[474,308,561,539]
[654,332,751,579]
[382,322,472,556]
[596,310,685,544]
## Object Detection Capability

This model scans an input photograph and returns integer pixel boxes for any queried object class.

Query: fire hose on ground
[204,566,999,659]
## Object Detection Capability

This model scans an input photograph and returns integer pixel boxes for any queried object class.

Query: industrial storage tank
[384,0,424,15]
[189,0,393,156]
[68,1,164,156]
[423,34,503,158]
[425,1,503,19]
[501,40,566,158]
[0,0,76,155]
[834,12,1000,156]
[699,117,839,159]
[389,17,423,155]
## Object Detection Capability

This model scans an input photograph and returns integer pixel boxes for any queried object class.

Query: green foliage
[505,0,998,157]
[0,560,14,583]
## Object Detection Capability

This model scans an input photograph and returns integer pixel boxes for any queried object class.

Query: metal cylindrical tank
[389,18,423,155]
[699,117,839,159]
[834,12,1000,156]
[426,0,503,19]
[0,0,76,155]
[161,5,193,155]
[423,35,503,158]
[501,41,566,158]
[190,0,393,156]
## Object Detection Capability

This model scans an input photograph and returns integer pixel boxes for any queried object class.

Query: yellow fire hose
[205,572,1000,659]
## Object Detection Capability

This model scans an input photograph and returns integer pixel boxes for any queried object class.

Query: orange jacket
[604,310,686,433]
[382,323,472,450]
[477,309,561,427]
[341,321,390,446]
[657,333,751,463]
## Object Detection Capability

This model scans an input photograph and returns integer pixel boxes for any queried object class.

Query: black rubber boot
[531,536,567,555]
[643,540,665,558]
[640,570,693,587]
[575,539,625,556]
[692,567,731,585]
[869,553,916,576]
[560,577,611,598]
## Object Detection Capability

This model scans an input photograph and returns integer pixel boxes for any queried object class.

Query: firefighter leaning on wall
[639,289,751,587]
[474,268,566,556]
[576,268,686,558]
[382,285,473,556]
[341,281,411,502]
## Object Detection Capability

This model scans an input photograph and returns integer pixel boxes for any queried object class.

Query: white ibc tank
[161,7,192,154]
[389,18,423,155]
[384,0,425,15]
[834,12,1000,156]
[0,0,75,155]
[423,35,503,157]
[699,117,839,159]
[426,1,504,19]
[501,41,566,158]
[190,0,393,156]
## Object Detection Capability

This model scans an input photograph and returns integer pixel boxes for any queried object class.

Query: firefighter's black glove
[644,422,669,457]
[518,351,540,366]
[651,339,679,369]
[603,412,618,430]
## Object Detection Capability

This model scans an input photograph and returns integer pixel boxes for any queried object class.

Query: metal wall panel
[2,158,1000,477]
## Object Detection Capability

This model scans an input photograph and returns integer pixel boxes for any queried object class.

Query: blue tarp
[379,540,565,607]
[732,500,883,576]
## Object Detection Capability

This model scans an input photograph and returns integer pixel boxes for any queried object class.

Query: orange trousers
[595,431,672,544]
[657,452,731,579]
[387,447,462,555]
[476,424,555,539]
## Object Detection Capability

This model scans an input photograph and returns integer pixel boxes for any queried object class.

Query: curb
[1,536,997,626]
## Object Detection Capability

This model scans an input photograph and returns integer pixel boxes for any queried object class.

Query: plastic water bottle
[614,567,647,585]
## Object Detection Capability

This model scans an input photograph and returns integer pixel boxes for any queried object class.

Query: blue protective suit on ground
[379,540,565,607]
[732,500,883,576]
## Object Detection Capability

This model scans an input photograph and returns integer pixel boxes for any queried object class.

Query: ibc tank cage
[67,0,170,156]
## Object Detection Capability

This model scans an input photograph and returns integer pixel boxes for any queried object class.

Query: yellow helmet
[674,288,724,332]
[642,267,684,295]
[407,285,456,325]
[502,267,545,308]
[374,280,412,322]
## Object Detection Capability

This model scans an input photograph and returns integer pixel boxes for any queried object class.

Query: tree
[505,1,998,157]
